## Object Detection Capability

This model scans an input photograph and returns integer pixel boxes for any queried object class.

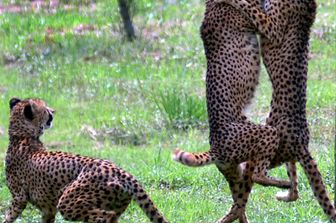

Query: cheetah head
[9,97,55,138]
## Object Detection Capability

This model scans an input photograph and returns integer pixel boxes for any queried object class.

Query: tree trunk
[117,0,136,41]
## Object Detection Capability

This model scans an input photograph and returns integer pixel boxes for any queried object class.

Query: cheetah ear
[24,104,34,121]
[28,99,39,111]
[24,99,38,121]
[9,97,21,111]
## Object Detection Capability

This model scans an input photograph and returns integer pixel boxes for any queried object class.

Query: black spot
[138,194,148,200]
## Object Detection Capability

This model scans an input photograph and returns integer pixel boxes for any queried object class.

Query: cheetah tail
[172,148,216,167]
[131,186,168,223]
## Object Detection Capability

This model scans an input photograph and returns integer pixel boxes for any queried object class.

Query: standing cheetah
[173,1,290,222]
[216,0,336,221]
[5,97,168,223]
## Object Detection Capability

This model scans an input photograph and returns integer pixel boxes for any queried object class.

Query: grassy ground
[0,0,335,222]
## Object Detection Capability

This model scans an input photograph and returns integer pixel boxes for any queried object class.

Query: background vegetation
[0,0,335,222]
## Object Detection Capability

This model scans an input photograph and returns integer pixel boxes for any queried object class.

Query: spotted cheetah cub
[5,98,168,223]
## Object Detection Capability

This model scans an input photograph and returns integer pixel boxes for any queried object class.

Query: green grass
[152,88,207,129]
[0,0,335,222]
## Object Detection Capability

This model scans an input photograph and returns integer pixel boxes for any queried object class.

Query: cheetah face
[9,97,55,138]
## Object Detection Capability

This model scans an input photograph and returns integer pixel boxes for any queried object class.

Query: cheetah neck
[8,135,44,155]
[8,122,42,139]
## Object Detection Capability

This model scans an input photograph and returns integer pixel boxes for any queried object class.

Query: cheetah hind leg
[217,164,249,223]
[252,174,291,189]
[275,161,299,202]
[87,209,118,223]
[241,137,292,190]
[216,161,256,223]
[237,162,290,189]
[59,200,118,223]
[238,161,298,202]
[239,155,298,202]
[58,180,121,223]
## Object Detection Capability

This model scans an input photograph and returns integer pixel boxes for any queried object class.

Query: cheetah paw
[276,190,299,202]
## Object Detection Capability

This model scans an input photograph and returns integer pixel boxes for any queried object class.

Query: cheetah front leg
[4,197,27,223]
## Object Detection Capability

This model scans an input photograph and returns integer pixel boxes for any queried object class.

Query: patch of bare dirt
[44,23,107,42]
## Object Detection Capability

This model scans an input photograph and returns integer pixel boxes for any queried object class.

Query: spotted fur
[5,98,168,223]
[215,0,336,221]
[172,1,289,222]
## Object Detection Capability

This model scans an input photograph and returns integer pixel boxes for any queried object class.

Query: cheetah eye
[23,104,34,121]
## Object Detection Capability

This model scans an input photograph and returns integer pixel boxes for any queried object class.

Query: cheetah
[173,1,290,222]
[4,97,168,223]
[215,0,336,220]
